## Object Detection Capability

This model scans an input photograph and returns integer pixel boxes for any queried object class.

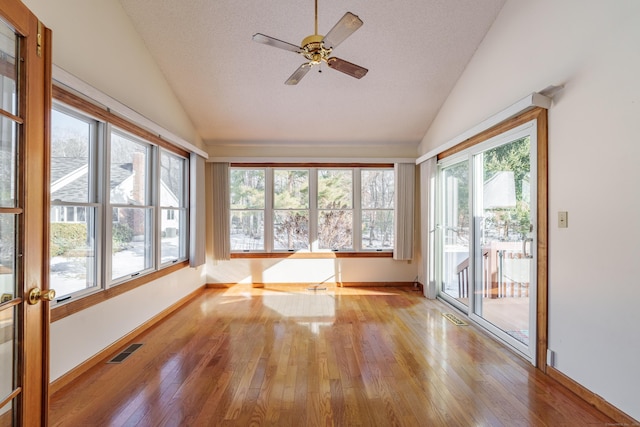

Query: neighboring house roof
[50,157,133,202]
[50,157,90,202]
[50,157,179,206]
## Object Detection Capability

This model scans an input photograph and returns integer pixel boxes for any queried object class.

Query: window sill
[230,252,393,259]
[50,260,189,322]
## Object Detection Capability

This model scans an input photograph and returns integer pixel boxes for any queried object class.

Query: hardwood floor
[49,285,613,426]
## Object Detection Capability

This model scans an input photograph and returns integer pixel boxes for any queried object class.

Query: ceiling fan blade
[327,57,368,79]
[285,63,313,85]
[322,12,363,49]
[252,33,302,53]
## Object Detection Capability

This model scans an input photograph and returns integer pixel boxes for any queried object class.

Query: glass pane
[361,170,394,209]
[0,307,16,400]
[50,207,97,299]
[230,169,265,209]
[0,398,13,427]
[273,210,309,250]
[0,21,17,116]
[319,210,352,250]
[318,170,352,209]
[160,151,184,207]
[0,215,15,300]
[273,170,308,209]
[112,207,153,280]
[476,136,532,345]
[110,132,149,206]
[441,161,470,306]
[50,109,91,203]
[0,117,17,208]
[230,211,264,251]
[361,210,393,249]
[161,208,182,263]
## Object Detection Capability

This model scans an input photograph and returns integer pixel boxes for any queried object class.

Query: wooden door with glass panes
[0,0,52,425]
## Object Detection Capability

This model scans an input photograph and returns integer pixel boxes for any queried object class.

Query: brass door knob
[27,288,56,305]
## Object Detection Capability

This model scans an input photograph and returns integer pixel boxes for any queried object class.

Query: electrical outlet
[558,211,568,228]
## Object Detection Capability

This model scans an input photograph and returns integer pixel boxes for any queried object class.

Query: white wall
[20,0,208,381]
[49,266,205,381]
[419,0,640,420]
[23,0,202,149]
[206,258,417,285]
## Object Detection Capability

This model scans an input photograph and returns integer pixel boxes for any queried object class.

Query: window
[160,150,188,264]
[50,95,190,303]
[230,168,265,251]
[229,166,393,253]
[109,131,153,281]
[50,107,99,298]
[361,169,395,250]
[318,169,353,250]
[273,169,309,251]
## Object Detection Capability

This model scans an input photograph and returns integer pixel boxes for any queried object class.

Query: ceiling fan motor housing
[301,34,332,64]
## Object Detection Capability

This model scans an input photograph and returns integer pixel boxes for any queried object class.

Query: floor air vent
[442,313,468,326]
[108,343,143,364]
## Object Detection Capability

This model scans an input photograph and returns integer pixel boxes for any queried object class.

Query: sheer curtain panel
[419,157,437,298]
[211,162,231,260]
[393,163,415,260]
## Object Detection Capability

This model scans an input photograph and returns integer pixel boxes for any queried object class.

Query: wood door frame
[0,0,52,424]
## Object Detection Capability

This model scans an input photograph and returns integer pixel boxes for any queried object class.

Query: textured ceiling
[119,0,505,148]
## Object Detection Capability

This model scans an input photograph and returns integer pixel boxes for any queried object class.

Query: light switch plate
[558,211,568,228]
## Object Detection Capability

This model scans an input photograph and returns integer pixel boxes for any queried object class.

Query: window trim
[52,86,189,158]
[50,86,192,322]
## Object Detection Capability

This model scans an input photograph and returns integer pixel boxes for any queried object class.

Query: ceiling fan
[252,0,368,85]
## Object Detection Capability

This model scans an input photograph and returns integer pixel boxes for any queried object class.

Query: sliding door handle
[522,237,534,259]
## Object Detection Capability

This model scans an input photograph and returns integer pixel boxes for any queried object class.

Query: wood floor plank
[50,285,617,426]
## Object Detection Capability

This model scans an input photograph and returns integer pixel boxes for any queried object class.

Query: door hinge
[37,21,43,57]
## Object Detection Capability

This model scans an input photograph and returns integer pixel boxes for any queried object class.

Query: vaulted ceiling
[119,0,506,149]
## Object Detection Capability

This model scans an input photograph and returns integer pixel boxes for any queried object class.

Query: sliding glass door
[437,122,537,361]
[439,159,470,309]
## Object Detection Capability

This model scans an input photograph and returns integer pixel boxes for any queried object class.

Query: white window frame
[360,168,395,252]
[49,104,103,301]
[158,149,189,266]
[272,167,311,253]
[229,167,267,253]
[316,168,354,252]
[50,101,191,305]
[229,166,394,253]
[107,127,156,284]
